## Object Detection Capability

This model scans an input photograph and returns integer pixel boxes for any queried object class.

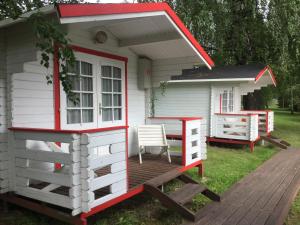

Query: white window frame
[60,52,125,130]
[221,87,234,113]
[99,58,126,127]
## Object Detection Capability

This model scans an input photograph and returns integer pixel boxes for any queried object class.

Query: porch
[209,110,274,151]
[0,116,205,224]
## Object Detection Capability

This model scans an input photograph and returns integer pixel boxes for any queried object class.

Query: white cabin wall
[152,56,203,87]
[154,83,211,135]
[0,31,8,193]
[66,27,145,156]
[5,23,54,129]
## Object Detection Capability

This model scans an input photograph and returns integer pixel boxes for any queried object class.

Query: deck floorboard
[185,148,300,225]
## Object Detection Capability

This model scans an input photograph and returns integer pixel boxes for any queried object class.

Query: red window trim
[56,3,214,68]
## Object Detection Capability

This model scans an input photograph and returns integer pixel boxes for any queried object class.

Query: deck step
[146,169,182,187]
[261,136,289,149]
[144,172,221,221]
[169,183,206,205]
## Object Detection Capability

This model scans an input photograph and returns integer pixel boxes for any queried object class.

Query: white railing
[80,129,127,212]
[11,130,81,216]
[148,117,207,166]
[240,110,274,134]
[8,127,127,216]
[211,113,259,141]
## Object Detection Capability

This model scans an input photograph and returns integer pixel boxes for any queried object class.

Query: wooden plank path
[185,148,300,225]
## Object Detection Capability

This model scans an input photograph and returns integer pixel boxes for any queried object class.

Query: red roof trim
[57,3,214,67]
[255,66,277,86]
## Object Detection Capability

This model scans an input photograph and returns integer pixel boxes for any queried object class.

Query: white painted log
[111,161,126,173]
[90,170,126,192]
[14,131,77,143]
[15,167,72,187]
[90,189,126,209]
[16,186,72,208]
[110,179,127,193]
[15,177,29,187]
[69,185,81,198]
[15,149,71,164]
[89,152,126,170]
[84,133,126,148]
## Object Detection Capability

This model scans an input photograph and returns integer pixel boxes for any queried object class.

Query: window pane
[102,66,112,78]
[67,109,81,124]
[82,77,93,91]
[67,61,79,74]
[82,93,93,107]
[113,67,121,78]
[114,108,122,120]
[81,62,92,76]
[67,93,80,107]
[102,79,112,92]
[113,80,121,92]
[82,109,93,123]
[102,94,112,107]
[103,108,112,121]
[69,76,80,91]
[113,94,122,106]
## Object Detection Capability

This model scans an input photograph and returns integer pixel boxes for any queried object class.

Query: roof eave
[57,3,215,69]
[166,78,255,83]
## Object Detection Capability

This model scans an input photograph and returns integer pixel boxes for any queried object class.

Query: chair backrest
[137,124,168,148]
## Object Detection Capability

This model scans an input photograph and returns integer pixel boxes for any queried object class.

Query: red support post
[198,162,204,177]
[250,142,255,153]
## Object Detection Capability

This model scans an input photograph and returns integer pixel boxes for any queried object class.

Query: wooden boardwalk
[185,148,300,225]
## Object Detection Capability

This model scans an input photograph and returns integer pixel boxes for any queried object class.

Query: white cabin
[153,64,276,151]
[0,3,214,224]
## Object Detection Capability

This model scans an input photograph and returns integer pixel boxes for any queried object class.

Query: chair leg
[166,147,171,163]
[139,147,143,164]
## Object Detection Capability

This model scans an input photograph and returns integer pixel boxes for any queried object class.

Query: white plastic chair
[137,124,171,164]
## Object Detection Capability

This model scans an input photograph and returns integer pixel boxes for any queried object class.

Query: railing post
[69,134,82,216]
[80,133,95,213]
[249,114,259,141]
[181,120,186,166]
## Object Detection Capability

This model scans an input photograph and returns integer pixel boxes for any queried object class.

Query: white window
[101,66,122,122]
[61,53,125,130]
[66,61,95,125]
[222,88,234,113]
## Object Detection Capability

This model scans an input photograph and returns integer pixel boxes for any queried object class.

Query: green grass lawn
[1,109,299,225]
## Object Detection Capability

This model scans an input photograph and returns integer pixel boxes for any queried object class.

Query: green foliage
[0,0,83,101]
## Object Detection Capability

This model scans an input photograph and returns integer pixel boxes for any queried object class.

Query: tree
[0,0,84,101]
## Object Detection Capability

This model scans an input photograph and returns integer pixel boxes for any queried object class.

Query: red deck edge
[207,136,261,152]
[215,113,258,116]
[255,65,277,86]
[149,116,202,121]
[56,3,214,67]
[240,109,272,112]
[81,185,144,219]
[9,126,128,134]
[80,159,202,219]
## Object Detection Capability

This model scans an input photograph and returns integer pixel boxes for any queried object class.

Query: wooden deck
[185,147,300,225]
[128,154,182,189]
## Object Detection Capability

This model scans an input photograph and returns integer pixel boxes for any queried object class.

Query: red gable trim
[255,65,277,86]
[57,3,214,67]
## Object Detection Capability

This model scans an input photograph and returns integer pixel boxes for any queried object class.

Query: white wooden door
[214,87,234,114]
[98,59,125,128]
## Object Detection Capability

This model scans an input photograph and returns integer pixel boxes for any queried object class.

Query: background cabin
[0,3,214,222]
[153,64,276,151]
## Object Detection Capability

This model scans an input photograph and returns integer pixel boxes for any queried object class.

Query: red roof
[57,3,215,67]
